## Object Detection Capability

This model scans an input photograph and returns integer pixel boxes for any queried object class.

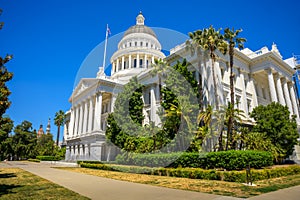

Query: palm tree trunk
[211,54,219,110]
[56,126,60,146]
[197,51,203,113]
[226,46,235,151]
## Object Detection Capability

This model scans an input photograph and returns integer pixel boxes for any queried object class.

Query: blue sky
[1,0,300,140]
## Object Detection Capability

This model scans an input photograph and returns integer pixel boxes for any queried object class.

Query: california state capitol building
[63,12,300,162]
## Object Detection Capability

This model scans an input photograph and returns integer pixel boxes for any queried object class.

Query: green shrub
[79,161,300,183]
[36,155,61,161]
[115,150,273,170]
[27,158,40,163]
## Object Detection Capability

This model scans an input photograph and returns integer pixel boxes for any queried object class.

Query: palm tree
[54,110,65,146]
[190,26,227,110]
[223,28,246,150]
[150,59,169,101]
[224,101,245,150]
[186,33,205,112]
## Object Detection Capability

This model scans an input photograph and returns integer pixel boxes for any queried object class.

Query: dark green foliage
[36,155,61,161]
[27,158,40,162]
[204,150,273,170]
[79,161,300,183]
[115,150,273,170]
[106,76,144,152]
[10,121,37,159]
[106,59,199,153]
[250,102,298,160]
[54,110,66,146]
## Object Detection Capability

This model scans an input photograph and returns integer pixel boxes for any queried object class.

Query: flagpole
[102,24,109,68]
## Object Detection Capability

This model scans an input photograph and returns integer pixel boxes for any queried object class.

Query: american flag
[107,26,111,36]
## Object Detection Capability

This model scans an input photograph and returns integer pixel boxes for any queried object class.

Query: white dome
[110,12,165,81]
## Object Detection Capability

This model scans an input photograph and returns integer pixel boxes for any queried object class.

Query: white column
[73,106,79,135]
[111,94,116,112]
[121,56,125,70]
[116,58,119,72]
[150,86,156,122]
[65,146,70,161]
[94,92,103,131]
[82,101,88,134]
[267,68,278,102]
[240,71,248,115]
[151,56,154,64]
[283,79,294,115]
[289,83,299,118]
[156,83,160,102]
[129,55,132,69]
[69,108,75,136]
[275,74,286,105]
[144,54,147,68]
[112,62,116,74]
[137,54,140,68]
[88,98,94,132]
[249,74,258,108]
[78,103,83,135]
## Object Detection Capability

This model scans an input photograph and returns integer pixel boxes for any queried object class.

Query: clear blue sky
[1,0,300,141]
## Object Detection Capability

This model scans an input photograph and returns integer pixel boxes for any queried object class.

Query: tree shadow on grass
[0,173,17,178]
[0,184,22,196]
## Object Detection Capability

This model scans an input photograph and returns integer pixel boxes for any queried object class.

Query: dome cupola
[110,12,165,81]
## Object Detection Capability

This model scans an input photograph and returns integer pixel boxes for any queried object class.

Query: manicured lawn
[58,167,300,198]
[0,168,89,200]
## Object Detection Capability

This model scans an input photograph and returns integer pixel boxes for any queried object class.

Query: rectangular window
[134,59,137,68]
[247,99,251,114]
[140,59,143,67]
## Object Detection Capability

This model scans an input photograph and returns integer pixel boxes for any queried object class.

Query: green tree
[0,116,13,160]
[36,133,56,156]
[189,26,227,110]
[0,8,14,160]
[106,76,145,152]
[54,110,65,146]
[12,121,37,160]
[250,102,298,160]
[223,28,246,150]
[161,59,198,151]
[186,33,206,112]
[150,59,168,101]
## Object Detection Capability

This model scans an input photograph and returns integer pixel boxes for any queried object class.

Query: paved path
[1,161,300,200]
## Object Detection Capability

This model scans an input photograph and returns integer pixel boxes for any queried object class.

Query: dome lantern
[136,11,145,25]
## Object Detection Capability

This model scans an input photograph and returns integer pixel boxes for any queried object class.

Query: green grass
[58,167,300,198]
[0,168,90,200]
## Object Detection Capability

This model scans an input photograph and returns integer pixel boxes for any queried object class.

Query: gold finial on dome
[136,11,145,25]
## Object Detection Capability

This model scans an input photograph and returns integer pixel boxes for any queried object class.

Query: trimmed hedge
[115,150,273,170]
[36,156,61,161]
[27,158,40,163]
[79,162,300,183]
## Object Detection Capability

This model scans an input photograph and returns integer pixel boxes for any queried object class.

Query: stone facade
[64,13,300,161]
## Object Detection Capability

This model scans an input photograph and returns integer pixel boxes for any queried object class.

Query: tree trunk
[197,51,203,113]
[56,126,60,146]
[211,54,219,110]
[226,45,235,151]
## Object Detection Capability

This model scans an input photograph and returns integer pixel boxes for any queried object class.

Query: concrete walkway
[1,161,299,200]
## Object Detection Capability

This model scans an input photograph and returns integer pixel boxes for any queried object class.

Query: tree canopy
[250,102,298,159]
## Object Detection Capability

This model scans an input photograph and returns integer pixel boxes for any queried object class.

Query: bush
[79,161,300,183]
[36,155,61,161]
[27,158,40,163]
[115,150,273,170]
